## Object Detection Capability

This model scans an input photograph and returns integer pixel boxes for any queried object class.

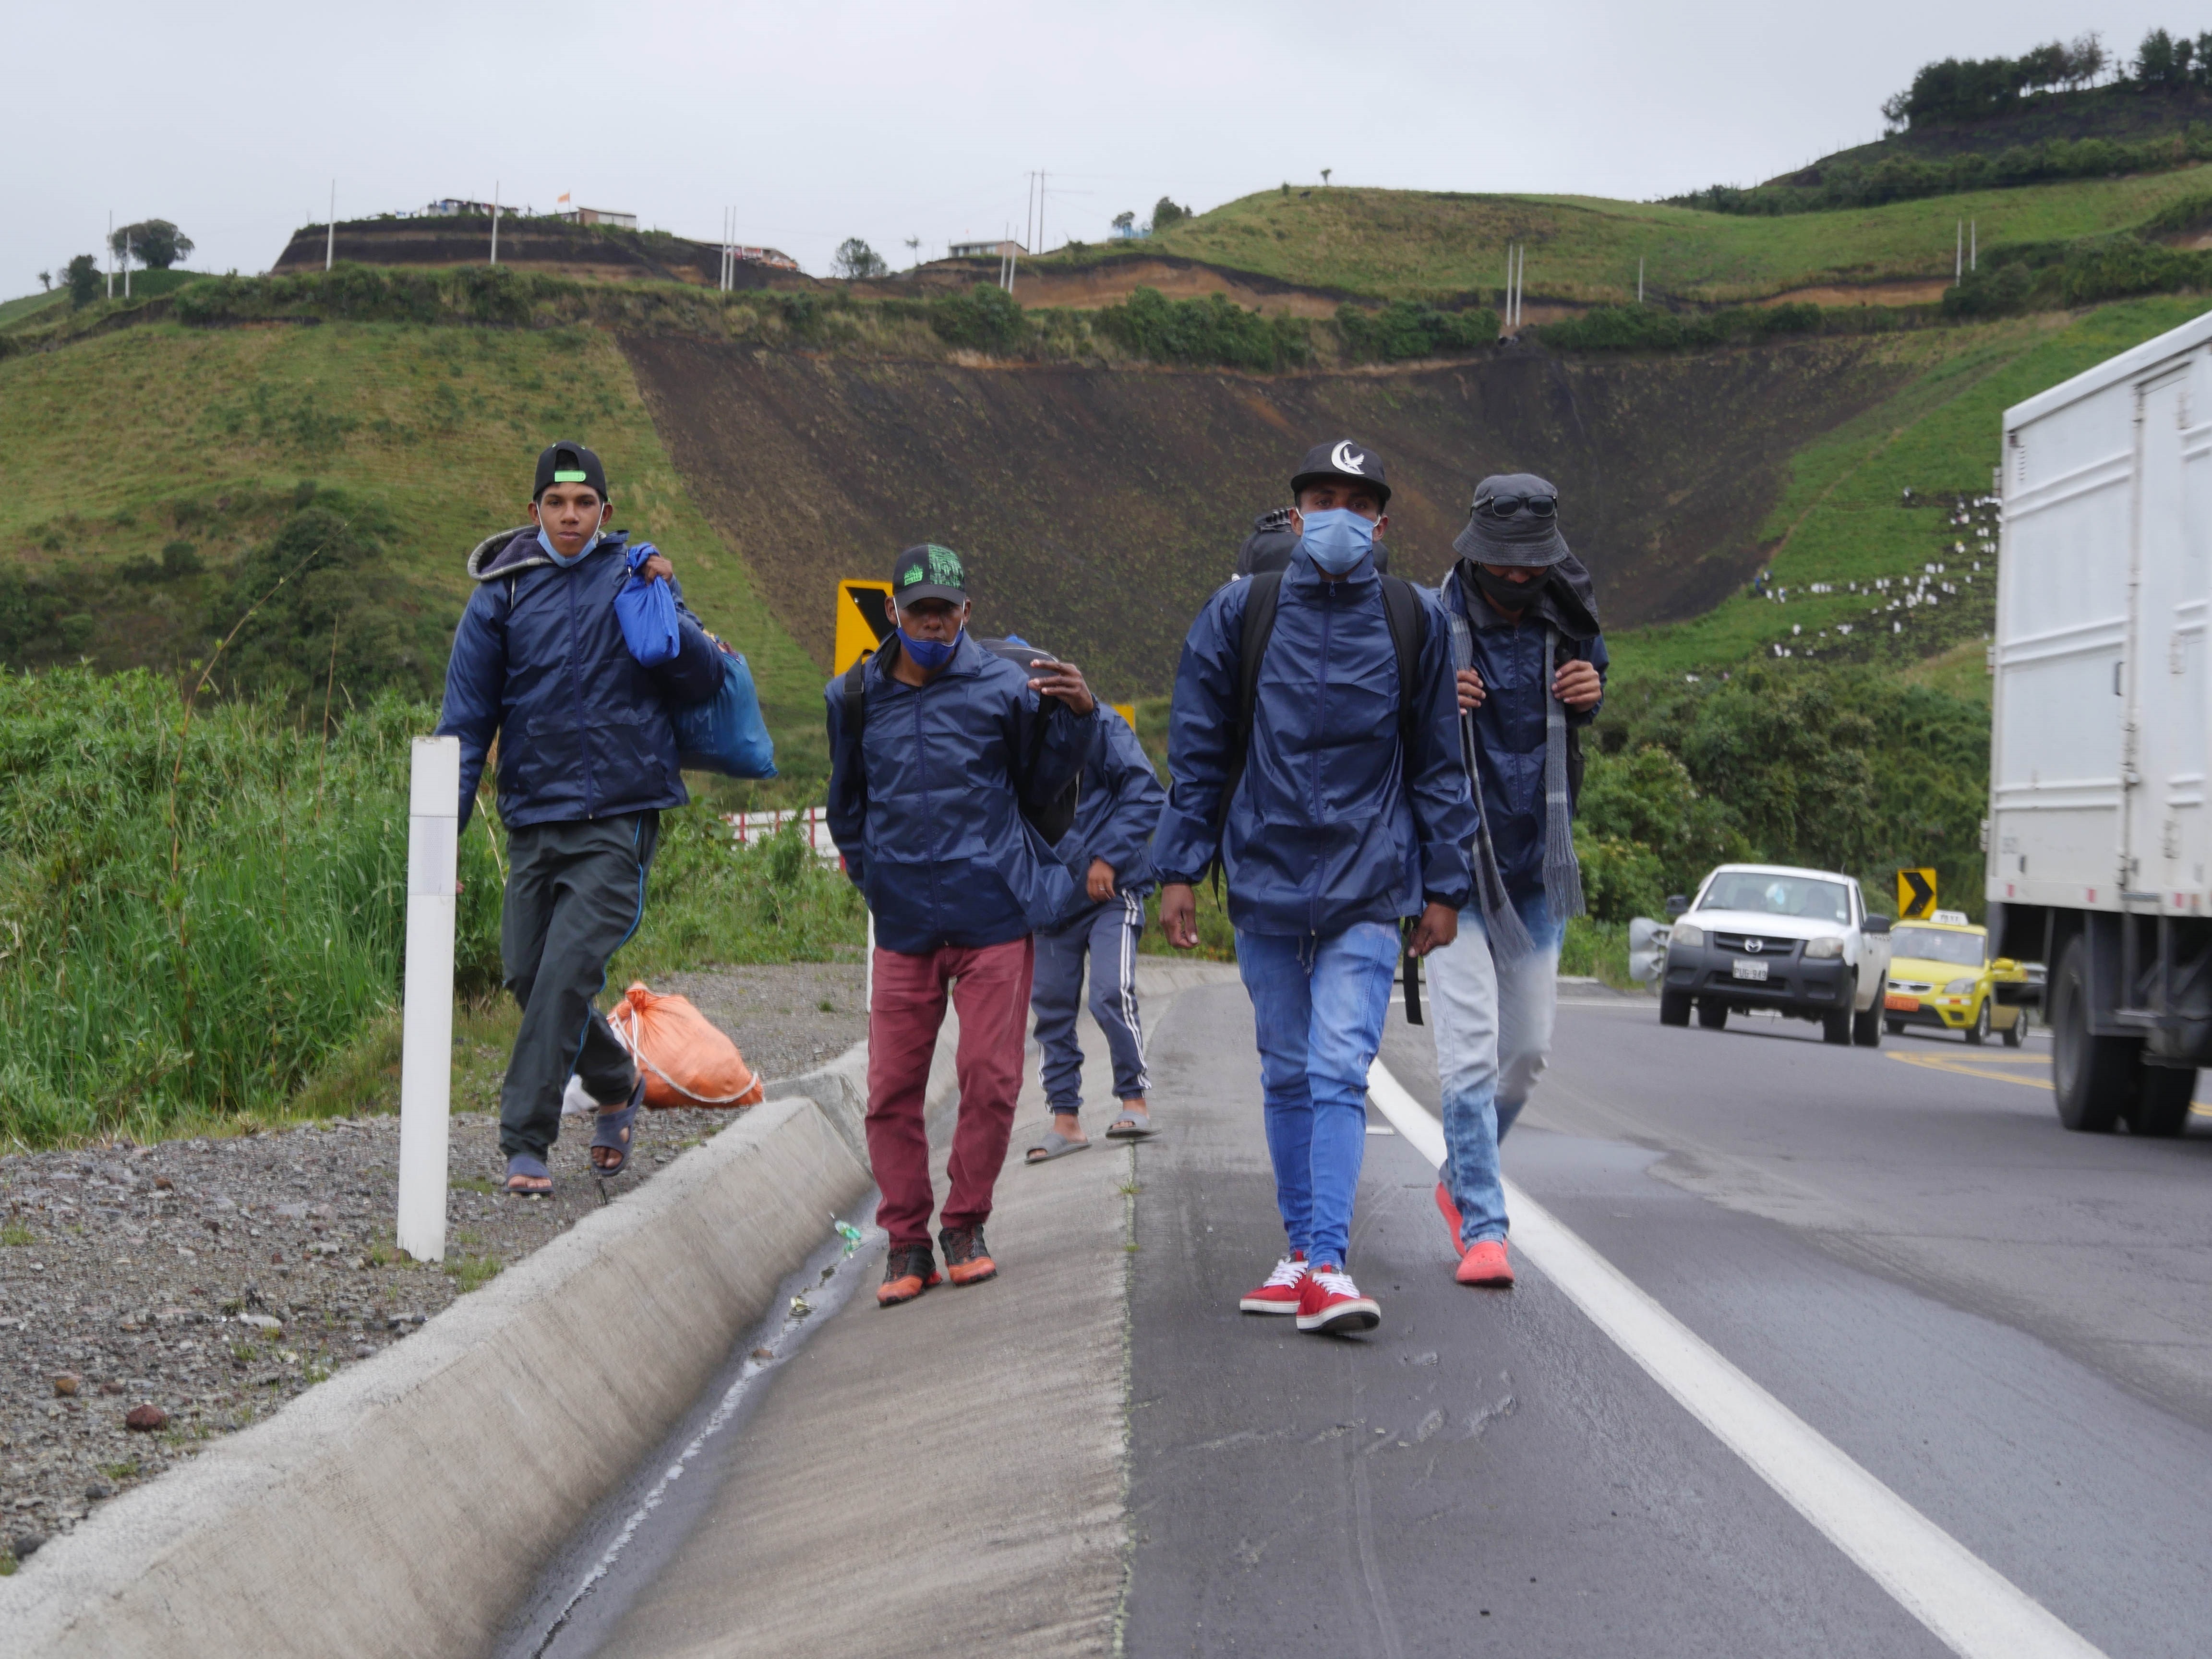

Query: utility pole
[1970,220,1977,272]
[123,231,132,300]
[326,180,336,271]
[107,211,114,299]
[1954,218,1962,284]
[1038,170,1046,254]
[1637,256,1645,304]
[491,180,500,266]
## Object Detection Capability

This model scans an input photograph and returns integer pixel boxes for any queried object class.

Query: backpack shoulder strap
[841,657,868,735]
[1378,575,1426,758]
[1219,572,1284,835]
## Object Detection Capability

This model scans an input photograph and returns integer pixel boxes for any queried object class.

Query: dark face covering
[1472,565,1544,614]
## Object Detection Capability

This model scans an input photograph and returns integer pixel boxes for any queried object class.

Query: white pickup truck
[1648,863,1894,1046]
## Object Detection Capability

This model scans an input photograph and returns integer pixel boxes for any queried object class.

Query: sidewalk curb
[0,1034,927,1659]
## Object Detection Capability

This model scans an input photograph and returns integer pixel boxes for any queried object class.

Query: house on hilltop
[559,206,638,229]
[948,237,1025,260]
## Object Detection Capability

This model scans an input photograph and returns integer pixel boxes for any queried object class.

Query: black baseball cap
[533,440,608,501]
[890,542,970,605]
[1290,439,1391,507]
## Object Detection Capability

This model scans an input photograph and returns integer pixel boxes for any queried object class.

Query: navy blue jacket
[1049,706,1167,920]
[1447,577,1609,898]
[436,528,718,832]
[825,634,1096,955]
[1153,548,1478,936]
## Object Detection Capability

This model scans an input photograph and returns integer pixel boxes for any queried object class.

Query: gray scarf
[1441,569,1585,959]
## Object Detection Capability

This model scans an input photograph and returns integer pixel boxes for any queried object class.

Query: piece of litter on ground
[1366,1125,1396,1135]
[789,1296,812,1318]
[832,1218,864,1255]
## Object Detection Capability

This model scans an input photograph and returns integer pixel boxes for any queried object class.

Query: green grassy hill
[1110,173,2212,304]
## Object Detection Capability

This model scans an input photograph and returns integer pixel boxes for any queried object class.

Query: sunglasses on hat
[1475,493,1558,518]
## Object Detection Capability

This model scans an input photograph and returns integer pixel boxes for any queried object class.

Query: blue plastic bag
[614,541,681,668]
[675,637,778,779]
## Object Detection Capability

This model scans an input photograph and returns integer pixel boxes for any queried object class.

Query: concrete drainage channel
[0,1031,956,1659]
[500,1189,885,1659]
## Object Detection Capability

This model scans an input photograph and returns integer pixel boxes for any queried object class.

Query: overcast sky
[3,0,2194,295]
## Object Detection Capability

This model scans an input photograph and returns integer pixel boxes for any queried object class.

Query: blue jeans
[1427,890,1564,1248]
[1236,921,1401,1269]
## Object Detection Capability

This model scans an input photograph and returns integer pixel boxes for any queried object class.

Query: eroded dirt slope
[621,336,1907,697]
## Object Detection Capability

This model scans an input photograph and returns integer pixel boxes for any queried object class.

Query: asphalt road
[1127,988,2212,1659]
[526,979,2212,1657]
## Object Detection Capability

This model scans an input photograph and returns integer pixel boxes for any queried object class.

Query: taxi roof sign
[834,579,895,675]
[1929,909,1972,926]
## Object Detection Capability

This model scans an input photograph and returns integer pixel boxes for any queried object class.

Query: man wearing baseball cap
[825,541,1098,1307]
[1155,439,1476,1336]
[437,440,721,1197]
[1427,473,1607,1287]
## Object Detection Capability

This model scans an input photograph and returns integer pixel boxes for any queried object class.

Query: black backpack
[841,636,1083,847]
[1216,570,1427,842]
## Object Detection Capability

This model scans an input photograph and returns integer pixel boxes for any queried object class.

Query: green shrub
[1539,302,1827,353]
[1335,300,1498,362]
[2058,234,2211,304]
[928,283,1030,352]
[1094,287,1308,370]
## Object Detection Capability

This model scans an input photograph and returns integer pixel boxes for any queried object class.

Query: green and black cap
[891,543,969,605]
[532,440,608,501]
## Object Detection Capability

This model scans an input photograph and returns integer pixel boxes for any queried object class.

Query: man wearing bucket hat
[1426,473,1607,1288]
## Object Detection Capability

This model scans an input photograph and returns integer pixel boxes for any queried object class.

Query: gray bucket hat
[1452,472,1569,568]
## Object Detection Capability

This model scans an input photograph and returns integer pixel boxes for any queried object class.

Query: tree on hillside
[832,237,889,279]
[36,270,49,291]
[1152,196,1190,231]
[2136,27,2188,87]
[64,254,101,308]
[1112,210,1136,236]
[110,219,193,269]
[1881,33,2110,130]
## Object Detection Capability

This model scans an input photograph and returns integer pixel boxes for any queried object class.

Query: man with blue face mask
[1155,440,1478,1337]
[826,542,1099,1307]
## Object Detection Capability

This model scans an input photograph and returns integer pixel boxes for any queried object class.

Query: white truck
[1987,307,2212,1136]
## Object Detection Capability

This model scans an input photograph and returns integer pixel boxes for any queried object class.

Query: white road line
[1365,1058,2104,1659]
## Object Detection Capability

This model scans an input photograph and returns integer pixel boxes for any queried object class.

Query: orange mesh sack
[607,982,766,1109]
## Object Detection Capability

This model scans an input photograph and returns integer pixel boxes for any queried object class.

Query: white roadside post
[397,735,460,1263]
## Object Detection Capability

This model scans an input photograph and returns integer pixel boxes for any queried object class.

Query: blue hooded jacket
[436,527,719,832]
[1049,706,1167,922]
[825,634,1096,955]
[1443,570,1608,899]
[1152,548,1478,936]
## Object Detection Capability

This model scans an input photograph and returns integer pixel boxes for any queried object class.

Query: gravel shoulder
[0,961,865,1571]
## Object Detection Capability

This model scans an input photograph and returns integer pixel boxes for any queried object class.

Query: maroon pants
[866,936,1034,1250]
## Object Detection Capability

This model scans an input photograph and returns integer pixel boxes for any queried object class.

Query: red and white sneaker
[1238,1251,1309,1314]
[1296,1262,1381,1335]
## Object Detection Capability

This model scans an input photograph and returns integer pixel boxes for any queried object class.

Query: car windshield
[1701,871,1851,922]
[1890,926,1986,967]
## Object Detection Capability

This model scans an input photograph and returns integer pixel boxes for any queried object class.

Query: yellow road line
[1884,1048,2212,1113]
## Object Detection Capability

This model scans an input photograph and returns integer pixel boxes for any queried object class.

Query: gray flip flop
[1025,1129,1093,1163]
[1105,1106,1157,1141]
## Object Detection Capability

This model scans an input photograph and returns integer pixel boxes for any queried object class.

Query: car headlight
[1946,977,1978,995]
[1671,923,1704,948]
[1803,937,1844,959]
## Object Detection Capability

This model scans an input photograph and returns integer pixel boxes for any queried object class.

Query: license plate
[1731,959,1768,982]
[1885,994,1918,1012]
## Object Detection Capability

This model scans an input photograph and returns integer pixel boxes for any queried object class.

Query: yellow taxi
[1882,912,2030,1046]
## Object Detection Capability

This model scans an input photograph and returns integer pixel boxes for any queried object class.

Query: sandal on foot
[1025,1128,1092,1164]
[504,1153,553,1196]
[1105,1106,1157,1140]
[590,1078,645,1177]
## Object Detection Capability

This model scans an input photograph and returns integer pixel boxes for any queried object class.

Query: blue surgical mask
[1299,508,1375,576]
[899,626,962,670]
[537,527,602,569]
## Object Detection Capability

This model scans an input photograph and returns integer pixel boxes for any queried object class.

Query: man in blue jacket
[1427,474,1607,1289]
[1023,704,1167,1163]
[437,441,720,1197]
[825,544,1097,1308]
[1155,441,1477,1337]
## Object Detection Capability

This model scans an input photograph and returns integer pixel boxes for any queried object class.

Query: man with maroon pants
[825,543,1097,1306]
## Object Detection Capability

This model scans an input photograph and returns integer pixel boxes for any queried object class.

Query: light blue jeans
[1236,921,1401,1269]
[1428,890,1565,1248]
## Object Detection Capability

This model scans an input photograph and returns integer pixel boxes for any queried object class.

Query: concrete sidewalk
[579,963,1235,1657]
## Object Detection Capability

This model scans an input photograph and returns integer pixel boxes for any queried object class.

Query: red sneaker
[1238,1251,1309,1314]
[1296,1263,1381,1335]
[1435,1181,1465,1253]
[1455,1238,1515,1288]
[877,1244,940,1308]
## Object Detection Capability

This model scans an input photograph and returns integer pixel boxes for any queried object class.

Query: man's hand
[1028,661,1097,717]
[1456,667,1487,712]
[1160,882,1200,950]
[641,553,674,583]
[1554,659,1602,711]
[1087,858,1118,902]
[1404,901,1458,957]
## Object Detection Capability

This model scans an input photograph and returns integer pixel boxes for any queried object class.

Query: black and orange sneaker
[939,1224,998,1287]
[878,1243,940,1308]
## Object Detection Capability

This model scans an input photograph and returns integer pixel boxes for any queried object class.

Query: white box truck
[1988,307,2212,1137]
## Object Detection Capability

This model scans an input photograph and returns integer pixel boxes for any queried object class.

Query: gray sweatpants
[498,812,659,1160]
[1033,893,1150,1116]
